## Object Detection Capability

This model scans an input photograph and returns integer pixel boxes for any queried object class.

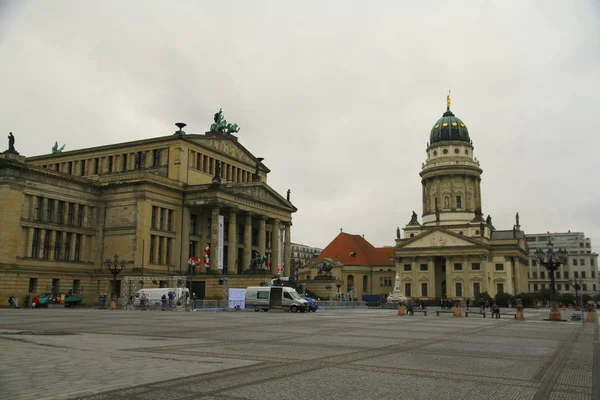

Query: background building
[395,96,529,300]
[526,231,599,295]
[290,242,322,279]
[297,232,395,300]
[0,115,296,305]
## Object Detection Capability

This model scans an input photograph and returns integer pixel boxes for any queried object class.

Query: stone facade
[395,101,529,300]
[0,127,296,305]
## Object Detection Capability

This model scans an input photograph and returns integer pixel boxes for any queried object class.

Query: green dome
[430,109,470,144]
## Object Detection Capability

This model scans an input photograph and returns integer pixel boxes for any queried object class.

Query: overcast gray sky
[1,1,599,252]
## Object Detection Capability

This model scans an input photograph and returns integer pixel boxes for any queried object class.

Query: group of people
[160,291,177,311]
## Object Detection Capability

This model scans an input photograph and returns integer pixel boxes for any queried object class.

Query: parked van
[245,286,308,312]
[133,288,189,308]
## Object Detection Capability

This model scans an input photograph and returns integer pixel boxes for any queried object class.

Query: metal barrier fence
[190,300,370,310]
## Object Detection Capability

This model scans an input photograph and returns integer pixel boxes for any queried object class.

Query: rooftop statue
[409,211,419,225]
[446,90,451,110]
[6,132,17,153]
[210,109,240,134]
[52,141,66,154]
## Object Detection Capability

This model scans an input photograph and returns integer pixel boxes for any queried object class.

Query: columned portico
[227,209,237,274]
[243,213,252,270]
[284,222,291,276]
[210,206,221,274]
[258,216,266,257]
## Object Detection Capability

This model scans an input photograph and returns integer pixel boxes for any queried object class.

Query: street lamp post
[570,278,584,323]
[535,240,568,321]
[336,280,343,301]
[103,254,133,299]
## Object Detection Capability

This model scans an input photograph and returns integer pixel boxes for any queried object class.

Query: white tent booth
[120,276,188,309]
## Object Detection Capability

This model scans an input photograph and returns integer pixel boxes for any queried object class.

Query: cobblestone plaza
[0,308,597,400]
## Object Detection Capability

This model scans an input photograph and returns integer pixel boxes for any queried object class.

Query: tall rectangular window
[94,158,99,174]
[151,206,157,229]
[34,197,43,220]
[581,271,586,278]
[149,235,156,263]
[28,278,38,293]
[421,282,428,297]
[403,264,411,271]
[496,283,504,294]
[63,233,71,261]
[167,210,173,231]
[540,271,545,279]
[43,230,51,259]
[533,271,538,278]
[74,234,81,261]
[158,237,164,264]
[67,203,74,225]
[580,259,585,266]
[51,278,60,293]
[456,196,462,208]
[77,205,84,227]
[153,149,160,167]
[564,271,569,279]
[471,263,480,270]
[73,279,81,293]
[159,209,165,230]
[573,259,578,266]
[31,228,40,258]
[473,282,481,297]
[122,154,128,171]
[574,271,579,278]
[57,201,64,224]
[67,161,73,175]
[190,214,197,235]
[533,283,538,291]
[495,263,504,271]
[54,232,62,260]
[107,156,113,173]
[455,282,463,297]
[46,199,54,222]
[557,283,562,291]
[404,283,412,297]
[166,238,172,265]
[80,160,86,175]
[189,240,197,258]
[582,284,588,291]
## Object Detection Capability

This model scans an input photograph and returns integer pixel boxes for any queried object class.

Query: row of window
[403,263,504,272]
[34,196,85,226]
[531,258,595,267]
[30,229,83,261]
[27,278,80,294]
[41,149,164,176]
[432,195,463,210]
[403,282,501,297]
[530,283,596,292]
[530,270,596,279]
[379,277,393,287]
[189,150,254,183]
[149,235,174,265]
[151,206,175,232]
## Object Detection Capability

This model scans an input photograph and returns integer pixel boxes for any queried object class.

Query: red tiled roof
[316,233,394,266]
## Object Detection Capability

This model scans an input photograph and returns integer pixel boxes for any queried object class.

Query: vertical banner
[218,215,224,269]
[278,227,283,275]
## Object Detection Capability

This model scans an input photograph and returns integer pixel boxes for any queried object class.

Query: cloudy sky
[1,1,599,252]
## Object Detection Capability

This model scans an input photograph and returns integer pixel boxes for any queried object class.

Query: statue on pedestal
[386,272,406,303]
[6,132,17,153]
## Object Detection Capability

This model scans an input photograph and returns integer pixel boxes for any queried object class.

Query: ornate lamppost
[336,280,343,301]
[103,254,133,299]
[535,241,568,321]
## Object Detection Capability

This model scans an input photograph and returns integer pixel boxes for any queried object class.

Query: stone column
[80,235,87,262]
[428,256,435,298]
[210,206,221,274]
[27,227,35,258]
[243,213,252,271]
[271,219,280,274]
[445,256,452,297]
[227,210,237,274]
[39,229,47,259]
[181,206,191,275]
[284,223,291,277]
[258,216,266,257]
[69,232,77,261]
[153,235,160,265]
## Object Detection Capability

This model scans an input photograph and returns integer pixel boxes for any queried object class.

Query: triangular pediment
[399,228,484,249]
[225,183,297,211]
[186,135,258,167]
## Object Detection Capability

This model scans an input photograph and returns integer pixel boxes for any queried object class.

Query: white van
[245,286,308,312]
[134,288,189,308]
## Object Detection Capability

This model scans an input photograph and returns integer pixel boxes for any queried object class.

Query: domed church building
[394,95,529,300]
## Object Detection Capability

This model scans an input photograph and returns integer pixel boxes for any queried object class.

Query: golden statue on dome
[446,90,451,110]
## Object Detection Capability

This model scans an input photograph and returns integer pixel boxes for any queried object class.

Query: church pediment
[399,228,483,249]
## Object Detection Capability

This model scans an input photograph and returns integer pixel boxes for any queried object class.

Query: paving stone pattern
[0,308,596,399]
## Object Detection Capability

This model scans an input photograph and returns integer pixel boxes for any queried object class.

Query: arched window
[347,275,354,291]
[362,275,368,292]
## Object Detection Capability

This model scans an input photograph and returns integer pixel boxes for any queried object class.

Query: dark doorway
[188,281,206,300]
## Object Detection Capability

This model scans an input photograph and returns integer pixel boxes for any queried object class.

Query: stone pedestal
[515,308,524,320]
[548,300,562,321]
[454,306,462,317]
[397,305,405,316]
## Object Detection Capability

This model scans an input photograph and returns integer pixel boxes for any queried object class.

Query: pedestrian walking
[161,294,167,311]
[466,298,470,311]
[8,295,20,309]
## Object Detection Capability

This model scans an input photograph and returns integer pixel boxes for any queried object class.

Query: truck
[37,289,83,307]
[245,286,308,312]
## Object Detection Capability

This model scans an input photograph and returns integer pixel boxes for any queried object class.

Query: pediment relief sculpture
[200,139,254,165]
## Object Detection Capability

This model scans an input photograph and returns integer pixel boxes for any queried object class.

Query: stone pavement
[0,307,597,400]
